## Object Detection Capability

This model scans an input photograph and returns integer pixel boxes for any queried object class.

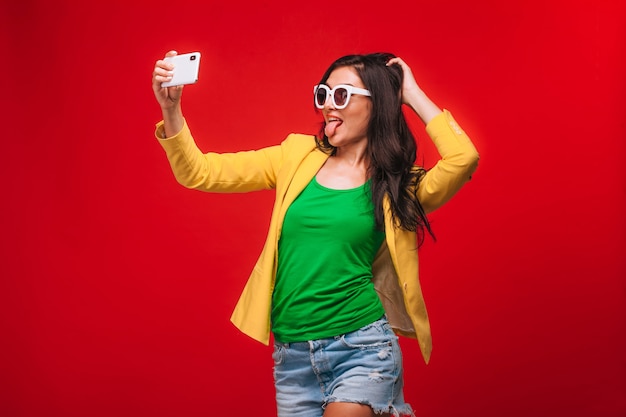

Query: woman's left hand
[386,57,421,106]
[387,57,442,124]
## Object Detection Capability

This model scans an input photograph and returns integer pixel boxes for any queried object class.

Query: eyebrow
[326,83,357,88]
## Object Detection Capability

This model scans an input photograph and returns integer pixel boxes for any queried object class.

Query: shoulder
[278,133,320,157]
[281,133,318,149]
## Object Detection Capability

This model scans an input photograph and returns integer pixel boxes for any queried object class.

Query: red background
[2,1,625,416]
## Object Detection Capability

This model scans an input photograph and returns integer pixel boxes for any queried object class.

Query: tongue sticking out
[325,120,343,137]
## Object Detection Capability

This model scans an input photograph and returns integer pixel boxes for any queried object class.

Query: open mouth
[325,117,343,137]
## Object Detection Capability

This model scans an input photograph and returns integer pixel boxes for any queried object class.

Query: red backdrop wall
[2,1,625,416]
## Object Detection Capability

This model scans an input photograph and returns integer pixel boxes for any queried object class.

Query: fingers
[153,64,174,85]
[386,57,411,73]
[152,51,177,88]
[158,50,178,71]
[386,56,422,106]
[152,50,184,109]
[386,57,402,66]
[388,57,418,82]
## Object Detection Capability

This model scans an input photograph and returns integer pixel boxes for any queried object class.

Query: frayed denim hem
[324,398,415,417]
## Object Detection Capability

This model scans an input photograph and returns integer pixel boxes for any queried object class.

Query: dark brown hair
[315,53,434,244]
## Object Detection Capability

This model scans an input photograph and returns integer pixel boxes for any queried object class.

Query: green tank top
[271,176,386,342]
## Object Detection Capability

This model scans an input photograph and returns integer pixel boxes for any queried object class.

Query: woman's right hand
[152,50,183,110]
[152,50,184,136]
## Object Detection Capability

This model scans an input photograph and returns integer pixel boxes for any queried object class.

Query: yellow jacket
[156,110,479,363]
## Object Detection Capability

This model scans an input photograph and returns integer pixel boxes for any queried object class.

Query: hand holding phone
[161,52,201,87]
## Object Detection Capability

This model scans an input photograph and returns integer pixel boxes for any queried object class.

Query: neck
[334,142,370,169]
[316,142,370,189]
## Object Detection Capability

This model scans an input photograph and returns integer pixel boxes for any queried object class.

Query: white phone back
[161,52,201,87]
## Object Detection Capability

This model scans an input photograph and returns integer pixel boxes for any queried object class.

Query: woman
[152,51,479,417]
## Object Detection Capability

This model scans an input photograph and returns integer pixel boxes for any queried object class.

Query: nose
[323,95,336,110]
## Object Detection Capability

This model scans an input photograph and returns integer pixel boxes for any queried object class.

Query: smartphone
[161,52,201,87]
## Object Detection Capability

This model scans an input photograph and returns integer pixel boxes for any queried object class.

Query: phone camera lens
[190,55,196,61]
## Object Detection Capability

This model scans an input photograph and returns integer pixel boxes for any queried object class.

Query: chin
[327,135,344,147]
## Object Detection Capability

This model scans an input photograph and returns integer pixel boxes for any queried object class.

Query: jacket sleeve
[155,120,286,193]
[417,110,480,213]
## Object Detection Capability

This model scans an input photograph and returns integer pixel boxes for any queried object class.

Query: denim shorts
[272,316,414,417]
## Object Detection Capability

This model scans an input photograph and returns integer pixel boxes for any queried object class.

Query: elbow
[175,176,196,189]
[173,174,195,189]
[464,150,480,180]
[172,169,208,190]
[449,147,480,181]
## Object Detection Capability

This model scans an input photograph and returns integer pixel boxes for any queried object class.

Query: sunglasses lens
[334,87,348,107]
[315,87,327,107]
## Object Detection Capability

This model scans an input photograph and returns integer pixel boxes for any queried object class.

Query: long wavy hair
[315,53,434,245]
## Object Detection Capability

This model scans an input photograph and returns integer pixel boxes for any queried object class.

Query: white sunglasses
[313,84,371,109]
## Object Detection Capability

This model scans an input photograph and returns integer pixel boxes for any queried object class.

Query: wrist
[405,88,441,125]
[162,107,184,138]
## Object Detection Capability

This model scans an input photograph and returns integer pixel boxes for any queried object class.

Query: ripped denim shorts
[272,315,414,417]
